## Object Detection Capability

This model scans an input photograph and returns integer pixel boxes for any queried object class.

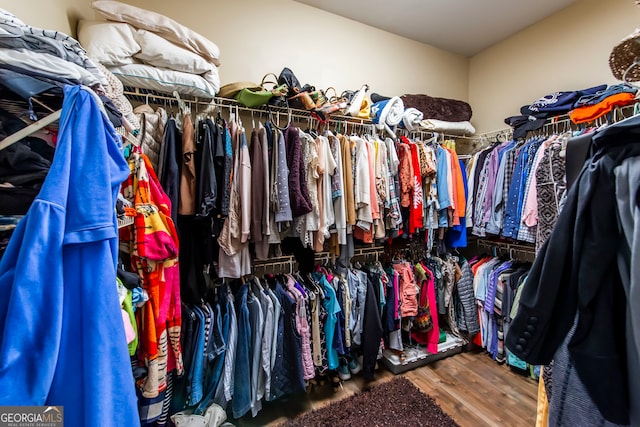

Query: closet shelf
[122,86,374,126]
[477,99,640,144]
[381,334,465,375]
[122,86,479,140]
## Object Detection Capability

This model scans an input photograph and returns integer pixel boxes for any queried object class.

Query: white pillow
[201,68,220,95]
[78,20,139,66]
[108,63,216,99]
[92,1,220,66]
[134,30,212,75]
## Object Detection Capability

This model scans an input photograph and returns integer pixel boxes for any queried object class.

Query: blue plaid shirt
[502,141,533,238]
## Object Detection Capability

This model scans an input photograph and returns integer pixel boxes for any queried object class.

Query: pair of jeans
[194,296,229,415]
[232,285,252,418]
[187,306,206,406]
[248,291,265,416]
[212,287,237,410]
[347,270,367,346]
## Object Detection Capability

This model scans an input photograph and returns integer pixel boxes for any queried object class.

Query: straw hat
[610,28,640,82]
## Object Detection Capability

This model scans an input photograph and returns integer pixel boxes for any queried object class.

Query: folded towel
[400,108,424,131]
[420,119,476,135]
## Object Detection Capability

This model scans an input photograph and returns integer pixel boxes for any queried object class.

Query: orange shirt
[570,92,636,124]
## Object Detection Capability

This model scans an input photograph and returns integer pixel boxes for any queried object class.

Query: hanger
[0,109,62,151]
[172,90,190,116]
[196,99,217,123]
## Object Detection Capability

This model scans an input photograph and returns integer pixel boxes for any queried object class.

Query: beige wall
[0,0,469,102]
[119,0,469,100]
[469,0,640,133]
[7,0,634,133]
[0,0,93,37]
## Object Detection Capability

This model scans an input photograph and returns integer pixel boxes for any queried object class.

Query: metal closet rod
[121,87,372,126]
[474,238,536,258]
[251,245,386,273]
[122,87,476,139]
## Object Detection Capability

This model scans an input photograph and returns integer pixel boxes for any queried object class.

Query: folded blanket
[0,48,101,86]
[0,8,105,85]
[420,119,476,135]
[401,94,472,122]
[400,108,423,131]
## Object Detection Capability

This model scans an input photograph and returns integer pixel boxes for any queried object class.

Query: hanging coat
[0,86,139,426]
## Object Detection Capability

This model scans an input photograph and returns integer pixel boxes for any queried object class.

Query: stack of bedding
[0,8,105,87]
[80,1,221,99]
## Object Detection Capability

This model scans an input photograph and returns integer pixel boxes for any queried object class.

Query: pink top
[522,136,557,227]
[286,275,315,380]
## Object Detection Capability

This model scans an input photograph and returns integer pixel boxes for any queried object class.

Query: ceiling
[294,0,578,56]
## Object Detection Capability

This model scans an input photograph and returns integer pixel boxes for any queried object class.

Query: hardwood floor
[236,349,538,427]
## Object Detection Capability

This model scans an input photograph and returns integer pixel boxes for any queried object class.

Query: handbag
[316,87,348,116]
[277,67,316,110]
[412,280,433,333]
[218,81,261,99]
[347,83,370,117]
[234,83,273,108]
[288,91,316,110]
[260,73,289,108]
[278,67,302,97]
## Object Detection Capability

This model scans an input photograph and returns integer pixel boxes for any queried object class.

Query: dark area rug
[283,376,460,427]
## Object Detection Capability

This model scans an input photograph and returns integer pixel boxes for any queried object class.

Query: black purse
[278,67,302,97]
[277,67,315,110]
[262,73,289,108]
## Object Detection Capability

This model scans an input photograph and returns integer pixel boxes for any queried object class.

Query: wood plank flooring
[236,349,538,427]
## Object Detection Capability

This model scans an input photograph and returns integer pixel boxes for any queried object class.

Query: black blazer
[506,115,640,425]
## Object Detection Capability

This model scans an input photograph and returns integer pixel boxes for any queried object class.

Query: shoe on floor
[347,355,362,375]
[338,358,352,381]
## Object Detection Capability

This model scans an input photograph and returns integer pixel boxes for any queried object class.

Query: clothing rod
[251,245,385,272]
[122,87,372,126]
[399,130,479,141]
[0,109,61,151]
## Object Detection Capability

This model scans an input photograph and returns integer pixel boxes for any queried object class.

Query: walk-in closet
[0,1,638,426]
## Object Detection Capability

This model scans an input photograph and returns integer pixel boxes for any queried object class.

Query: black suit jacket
[506,115,640,425]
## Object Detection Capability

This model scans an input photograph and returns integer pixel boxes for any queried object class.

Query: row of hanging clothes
[503,112,640,426]
[129,96,471,297]
[167,260,388,422]
[381,245,480,362]
[466,254,532,368]
[466,127,586,251]
[171,238,490,423]
[115,92,475,426]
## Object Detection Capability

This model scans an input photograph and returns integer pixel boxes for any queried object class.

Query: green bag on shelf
[234,86,273,108]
